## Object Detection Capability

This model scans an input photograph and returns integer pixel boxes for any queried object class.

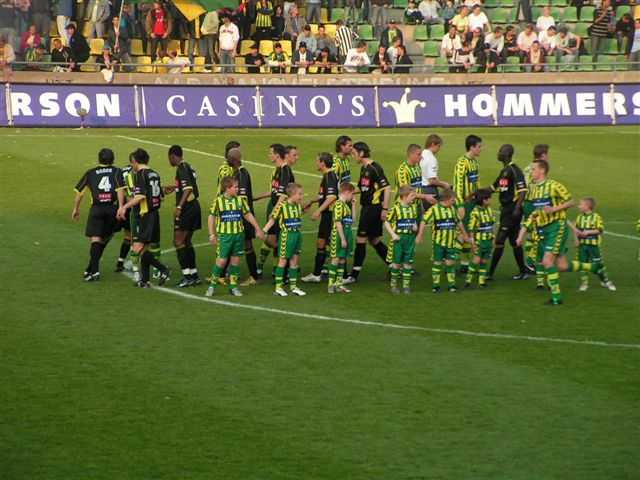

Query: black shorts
[85,204,118,238]
[174,200,202,232]
[357,204,383,238]
[318,211,333,241]
[499,204,523,231]
[134,210,161,244]
[243,217,256,240]
[421,185,439,212]
[113,208,131,233]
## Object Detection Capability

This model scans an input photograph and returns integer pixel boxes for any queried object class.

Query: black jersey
[174,161,199,206]
[236,166,254,213]
[318,170,339,206]
[493,162,527,207]
[270,164,295,205]
[74,165,124,205]
[132,167,163,216]
[358,161,389,206]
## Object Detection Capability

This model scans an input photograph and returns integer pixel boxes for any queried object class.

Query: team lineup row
[72,134,615,304]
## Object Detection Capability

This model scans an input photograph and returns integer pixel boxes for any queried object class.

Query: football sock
[288,267,298,289]
[402,268,411,289]
[513,245,527,274]
[328,263,338,286]
[210,264,223,287]
[593,262,609,282]
[335,264,344,287]
[140,249,151,282]
[431,264,441,287]
[89,241,103,274]
[536,265,546,287]
[446,264,456,288]
[186,242,197,276]
[150,243,161,276]
[228,264,239,290]
[478,264,487,285]
[176,243,189,274]
[142,250,165,272]
[460,247,470,267]
[118,239,131,263]
[567,261,593,272]
[258,243,271,269]
[373,241,388,262]
[245,246,258,279]
[352,243,366,278]
[545,266,562,303]
[390,266,399,286]
[488,245,504,276]
[274,266,285,290]
[313,248,327,276]
[466,261,478,284]
[580,272,589,286]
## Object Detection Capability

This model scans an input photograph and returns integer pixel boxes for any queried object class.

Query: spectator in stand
[555,26,580,63]
[468,4,490,34]
[185,13,206,71]
[475,42,499,72]
[292,41,313,73]
[66,24,89,70]
[515,0,532,24]
[316,24,336,54]
[441,24,462,61]
[254,0,274,41]
[245,42,265,72]
[314,46,338,73]
[419,0,444,34]
[268,41,291,72]
[0,35,16,72]
[387,35,401,65]
[20,25,41,57]
[451,6,470,36]
[485,26,504,57]
[344,0,364,33]
[54,0,73,47]
[616,13,633,54]
[630,18,640,71]
[87,0,110,39]
[272,5,286,39]
[535,6,555,33]
[30,0,50,49]
[218,13,239,73]
[442,0,456,31]
[451,40,474,71]
[502,24,518,60]
[166,48,189,73]
[370,0,392,38]
[200,8,219,65]
[106,13,134,72]
[404,0,423,24]
[370,43,391,73]
[96,44,118,82]
[306,0,321,24]
[146,1,172,62]
[525,39,546,71]
[335,19,358,64]
[344,40,370,72]
[517,23,536,61]
[394,45,413,72]
[297,25,317,55]
[591,0,614,62]
[25,42,47,70]
[469,27,484,54]
[237,0,251,40]
[538,25,556,56]
[284,5,307,42]
[380,19,403,48]
[51,37,74,71]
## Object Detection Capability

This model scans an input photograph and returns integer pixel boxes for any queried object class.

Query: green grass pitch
[1,126,639,480]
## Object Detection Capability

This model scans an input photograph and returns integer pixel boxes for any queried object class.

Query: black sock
[352,243,366,278]
[513,245,527,274]
[140,250,151,282]
[489,245,504,276]
[186,243,197,271]
[373,241,388,262]
[142,250,165,272]
[118,240,131,263]
[89,242,103,274]
[245,247,258,279]
[176,246,190,271]
[313,249,327,276]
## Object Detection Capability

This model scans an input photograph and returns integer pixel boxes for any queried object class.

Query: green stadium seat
[534,0,550,5]
[595,55,615,71]
[366,41,378,57]
[413,25,429,40]
[582,38,590,52]
[552,0,567,6]
[579,6,594,21]
[562,6,578,22]
[490,7,509,23]
[428,24,445,39]
[616,5,631,16]
[330,7,344,23]
[577,55,594,71]
[603,38,619,55]
[423,41,440,56]
[531,6,541,18]
[393,0,409,8]
[500,55,521,72]
[484,0,500,7]
[615,58,629,71]
[573,22,589,37]
[558,57,576,71]
[358,24,375,40]
[500,0,515,7]
[545,55,556,71]
[550,7,562,20]
[507,7,519,22]
[432,56,450,73]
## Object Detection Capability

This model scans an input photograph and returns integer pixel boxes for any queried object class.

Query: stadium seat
[582,38,590,52]
[394,0,409,8]
[562,6,578,22]
[366,41,378,57]
[550,7,562,20]
[490,7,509,23]
[616,5,631,16]
[577,55,594,71]
[500,56,520,72]
[423,41,439,57]
[484,0,500,7]
[280,39,293,56]
[82,22,90,38]
[89,38,104,55]
[136,56,153,73]
[573,22,589,37]
[552,0,567,6]
[240,39,254,55]
[80,56,98,72]
[167,39,182,55]
[192,56,206,72]
[330,8,344,22]
[413,25,429,41]
[500,0,515,7]
[320,8,329,23]
[428,24,444,39]
[130,39,146,56]
[615,58,629,71]
[234,55,248,73]
[579,6,594,21]
[531,6,541,18]
[595,55,614,71]
[259,39,274,56]
[325,24,337,35]
[432,56,450,73]
[603,38,619,55]
[534,0,550,4]
[507,7,519,22]
[359,24,375,40]
[544,55,556,71]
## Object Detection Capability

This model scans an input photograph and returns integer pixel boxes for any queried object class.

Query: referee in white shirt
[419,134,450,211]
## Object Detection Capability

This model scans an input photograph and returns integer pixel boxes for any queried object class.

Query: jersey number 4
[98,176,112,191]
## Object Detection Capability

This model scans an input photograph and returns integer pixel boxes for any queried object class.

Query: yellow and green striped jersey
[575,212,603,246]
[468,206,495,242]
[122,165,135,197]
[523,214,542,241]
[271,200,302,231]
[332,154,352,185]
[452,154,479,208]
[386,202,419,234]
[209,195,249,234]
[394,161,422,205]
[526,179,572,227]
[332,199,353,233]
[216,161,235,196]
[523,162,533,187]
[422,203,461,248]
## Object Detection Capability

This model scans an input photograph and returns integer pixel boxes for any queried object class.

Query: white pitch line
[605,231,639,241]
[116,135,321,178]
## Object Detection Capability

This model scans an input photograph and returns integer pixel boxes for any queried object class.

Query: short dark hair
[98,148,114,165]
[357,40,367,48]
[133,148,149,165]
[425,134,443,149]
[168,144,182,157]
[285,145,297,155]
[581,196,596,209]
[533,158,549,173]
[533,144,549,159]
[335,135,352,153]
[465,134,482,151]
[270,143,285,159]
[352,141,371,157]
[225,140,240,158]
[474,187,493,206]
[407,143,421,155]
[318,152,333,168]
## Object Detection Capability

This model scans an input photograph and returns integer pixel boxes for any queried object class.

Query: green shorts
[391,233,416,265]
[474,239,493,260]
[432,243,459,262]
[217,232,245,259]
[522,200,534,219]
[540,220,568,256]
[577,244,601,263]
[278,230,302,259]
[461,200,475,230]
[330,228,353,259]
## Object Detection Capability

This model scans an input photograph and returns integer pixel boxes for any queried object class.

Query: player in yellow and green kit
[525,159,608,305]
[568,196,615,292]
[205,177,264,297]
[328,183,356,294]
[464,188,495,290]
[420,188,470,293]
[113,151,140,278]
[517,213,546,289]
[452,134,482,275]
[263,183,307,297]
[385,186,422,295]
[332,135,353,185]
[521,144,549,276]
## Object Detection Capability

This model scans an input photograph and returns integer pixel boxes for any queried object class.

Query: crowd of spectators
[0,0,637,73]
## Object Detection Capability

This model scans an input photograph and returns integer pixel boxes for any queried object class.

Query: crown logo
[382,88,427,124]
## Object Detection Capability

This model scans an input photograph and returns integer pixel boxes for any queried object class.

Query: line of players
[72,134,615,304]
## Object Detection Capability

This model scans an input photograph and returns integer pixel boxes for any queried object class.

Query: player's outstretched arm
[515,226,527,247]
[263,217,276,234]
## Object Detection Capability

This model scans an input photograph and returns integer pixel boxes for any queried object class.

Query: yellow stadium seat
[82,22,90,38]
[240,39,254,55]
[136,55,153,73]
[130,38,146,56]
[310,24,319,35]
[259,39,274,56]
[235,55,248,73]
[89,38,104,55]
[280,40,292,56]
[167,39,182,55]
[80,56,98,72]
[325,24,337,36]
[193,56,206,72]
[320,8,329,22]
